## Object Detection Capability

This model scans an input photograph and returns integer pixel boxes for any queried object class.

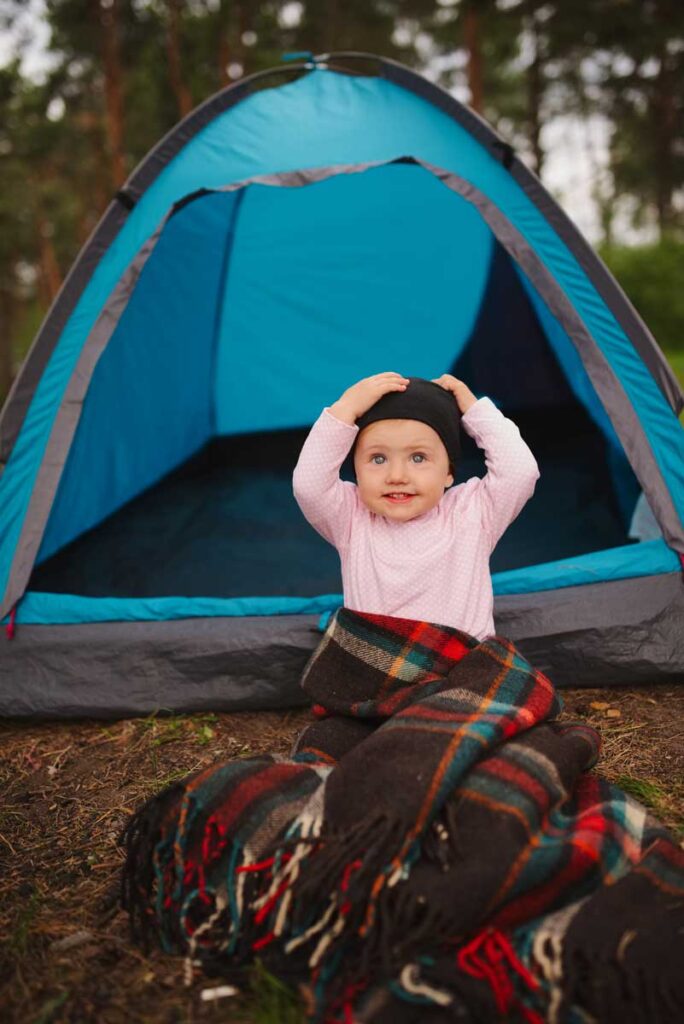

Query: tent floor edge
[495,570,684,687]
[1,572,683,718]
[0,614,317,720]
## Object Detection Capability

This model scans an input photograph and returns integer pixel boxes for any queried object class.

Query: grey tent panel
[2,572,682,719]
[495,571,684,686]
[0,615,317,719]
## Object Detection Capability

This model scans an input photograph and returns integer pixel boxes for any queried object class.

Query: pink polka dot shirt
[292,397,539,639]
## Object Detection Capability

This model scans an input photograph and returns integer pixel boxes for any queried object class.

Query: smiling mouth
[384,493,416,502]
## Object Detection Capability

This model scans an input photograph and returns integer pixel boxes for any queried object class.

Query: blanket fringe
[398,963,452,1007]
[457,927,544,1023]
[119,611,684,1024]
[120,779,187,950]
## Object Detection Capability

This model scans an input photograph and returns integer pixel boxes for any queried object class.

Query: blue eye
[371,454,385,465]
[411,453,426,463]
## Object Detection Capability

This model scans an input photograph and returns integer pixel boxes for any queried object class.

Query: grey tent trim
[1,52,681,476]
[3,156,682,620]
[2,571,682,718]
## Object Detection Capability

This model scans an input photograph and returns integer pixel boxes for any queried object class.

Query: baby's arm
[293,372,410,548]
[433,374,539,548]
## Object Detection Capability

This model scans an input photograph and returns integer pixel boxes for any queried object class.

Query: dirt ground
[1,688,683,1024]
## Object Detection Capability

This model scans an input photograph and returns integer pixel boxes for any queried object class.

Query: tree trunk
[575,79,616,248]
[652,49,676,235]
[31,167,63,302]
[99,0,126,188]
[37,216,63,303]
[218,33,229,88]
[324,0,340,49]
[71,107,110,223]
[0,284,15,405]
[217,0,246,86]
[166,0,193,118]
[463,5,484,114]
[526,6,544,176]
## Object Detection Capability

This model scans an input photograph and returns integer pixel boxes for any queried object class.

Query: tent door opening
[28,163,639,601]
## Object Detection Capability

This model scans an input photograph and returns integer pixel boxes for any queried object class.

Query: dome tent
[1,53,682,718]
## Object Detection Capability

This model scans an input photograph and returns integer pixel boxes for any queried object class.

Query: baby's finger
[376,383,408,394]
[372,376,409,388]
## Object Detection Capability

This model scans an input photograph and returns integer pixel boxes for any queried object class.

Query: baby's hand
[328,372,409,425]
[431,374,477,414]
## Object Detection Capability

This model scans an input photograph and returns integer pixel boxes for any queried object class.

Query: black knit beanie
[354,377,462,470]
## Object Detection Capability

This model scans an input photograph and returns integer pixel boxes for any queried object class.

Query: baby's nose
[386,462,409,483]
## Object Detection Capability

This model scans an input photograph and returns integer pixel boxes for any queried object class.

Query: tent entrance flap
[211,164,494,435]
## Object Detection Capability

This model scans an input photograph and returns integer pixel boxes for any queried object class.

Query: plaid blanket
[121,609,684,1022]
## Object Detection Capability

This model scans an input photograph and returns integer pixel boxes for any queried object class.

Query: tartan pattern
[121,609,684,1022]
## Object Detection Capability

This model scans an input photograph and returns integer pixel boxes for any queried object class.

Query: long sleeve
[459,397,539,549]
[292,408,361,550]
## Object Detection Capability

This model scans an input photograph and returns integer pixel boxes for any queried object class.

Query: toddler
[292,372,539,639]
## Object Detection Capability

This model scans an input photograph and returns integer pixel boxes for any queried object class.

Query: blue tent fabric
[213,168,493,435]
[2,69,683,612]
[37,193,234,561]
[3,539,677,627]
[1,56,683,709]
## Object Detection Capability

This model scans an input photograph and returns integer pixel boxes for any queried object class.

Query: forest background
[0,0,683,406]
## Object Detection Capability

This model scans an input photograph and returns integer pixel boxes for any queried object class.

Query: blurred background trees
[1,0,683,403]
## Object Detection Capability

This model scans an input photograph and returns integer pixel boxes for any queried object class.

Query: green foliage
[665,349,684,392]
[12,298,46,365]
[1,0,683,406]
[558,0,684,235]
[132,710,220,751]
[246,959,306,1024]
[422,2,520,116]
[8,890,42,957]
[615,773,683,836]
[616,774,667,808]
[32,991,70,1024]
[600,236,684,354]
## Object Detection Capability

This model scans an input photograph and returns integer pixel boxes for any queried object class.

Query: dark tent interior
[31,241,637,600]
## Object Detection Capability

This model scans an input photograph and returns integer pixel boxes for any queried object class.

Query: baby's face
[353,419,454,522]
